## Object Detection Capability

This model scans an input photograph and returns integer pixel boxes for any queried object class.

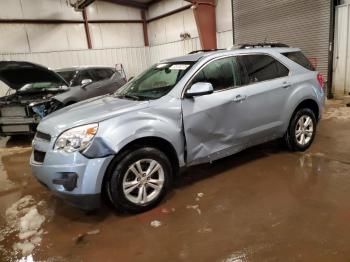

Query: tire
[106,147,172,213]
[284,108,317,151]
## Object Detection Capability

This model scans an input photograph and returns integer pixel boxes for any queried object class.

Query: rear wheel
[106,147,172,213]
[284,108,317,151]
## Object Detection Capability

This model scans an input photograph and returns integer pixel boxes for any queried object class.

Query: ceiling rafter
[101,0,149,9]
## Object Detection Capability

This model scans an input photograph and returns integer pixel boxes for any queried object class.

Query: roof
[54,65,115,72]
[162,53,209,63]
[161,47,301,63]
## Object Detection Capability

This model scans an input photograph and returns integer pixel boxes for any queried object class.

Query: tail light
[317,73,324,88]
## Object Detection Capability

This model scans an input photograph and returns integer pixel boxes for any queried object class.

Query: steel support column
[191,0,217,49]
[82,9,92,49]
[141,10,149,46]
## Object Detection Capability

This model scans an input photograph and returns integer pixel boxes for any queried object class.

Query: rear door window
[238,54,289,84]
[104,68,116,77]
[282,51,315,71]
[90,69,114,81]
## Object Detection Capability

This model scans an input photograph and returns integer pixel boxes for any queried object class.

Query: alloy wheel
[122,159,165,205]
[295,115,314,146]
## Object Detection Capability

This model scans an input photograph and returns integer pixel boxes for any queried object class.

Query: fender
[84,98,185,164]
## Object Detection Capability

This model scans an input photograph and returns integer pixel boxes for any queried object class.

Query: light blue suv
[30,44,325,213]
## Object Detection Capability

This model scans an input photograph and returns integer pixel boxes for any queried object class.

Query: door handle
[232,94,247,102]
[281,81,292,88]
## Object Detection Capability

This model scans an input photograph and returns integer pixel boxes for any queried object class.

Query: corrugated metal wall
[0,0,234,96]
[232,0,331,79]
[0,1,145,53]
[149,38,201,64]
[0,31,233,96]
[0,47,149,77]
[0,47,150,96]
[87,2,144,48]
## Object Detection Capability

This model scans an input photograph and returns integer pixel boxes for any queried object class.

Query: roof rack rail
[239,43,290,49]
[188,49,225,54]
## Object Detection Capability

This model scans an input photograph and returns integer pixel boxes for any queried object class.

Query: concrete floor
[0,101,350,262]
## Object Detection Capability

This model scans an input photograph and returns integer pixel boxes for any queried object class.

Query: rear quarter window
[282,51,315,71]
[238,54,289,84]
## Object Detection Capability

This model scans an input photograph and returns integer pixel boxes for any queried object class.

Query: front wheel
[106,147,172,213]
[284,108,317,151]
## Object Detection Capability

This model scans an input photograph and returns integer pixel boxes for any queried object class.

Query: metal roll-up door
[232,0,331,80]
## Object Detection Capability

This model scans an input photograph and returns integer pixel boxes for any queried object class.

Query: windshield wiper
[115,94,140,100]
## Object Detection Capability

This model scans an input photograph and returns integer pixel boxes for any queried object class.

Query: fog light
[53,173,78,191]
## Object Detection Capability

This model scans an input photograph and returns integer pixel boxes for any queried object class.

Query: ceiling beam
[0,19,143,24]
[147,0,162,5]
[147,5,192,22]
[82,9,92,49]
[0,19,83,24]
[141,10,149,46]
[101,0,148,9]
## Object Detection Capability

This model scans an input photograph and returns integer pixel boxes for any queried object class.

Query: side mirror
[81,79,92,87]
[185,82,214,98]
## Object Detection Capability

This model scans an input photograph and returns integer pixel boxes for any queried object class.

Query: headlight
[54,124,98,152]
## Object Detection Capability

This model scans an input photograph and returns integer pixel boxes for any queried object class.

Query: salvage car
[30,44,325,213]
[0,62,126,136]
[56,66,117,87]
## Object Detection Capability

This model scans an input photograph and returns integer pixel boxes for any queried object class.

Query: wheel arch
[290,99,320,123]
[101,136,180,194]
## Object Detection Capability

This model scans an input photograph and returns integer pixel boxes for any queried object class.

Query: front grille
[34,150,46,163]
[35,131,51,142]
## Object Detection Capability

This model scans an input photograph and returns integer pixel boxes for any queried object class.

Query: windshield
[116,62,193,100]
[56,70,78,83]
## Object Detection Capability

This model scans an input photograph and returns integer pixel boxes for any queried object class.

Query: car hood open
[0,61,68,90]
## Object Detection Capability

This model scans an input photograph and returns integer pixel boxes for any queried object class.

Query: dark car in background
[56,66,119,88]
[0,61,127,136]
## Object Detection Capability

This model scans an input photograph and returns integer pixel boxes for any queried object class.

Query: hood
[38,95,149,137]
[0,61,68,90]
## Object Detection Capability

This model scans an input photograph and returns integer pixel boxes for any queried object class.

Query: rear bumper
[318,87,326,121]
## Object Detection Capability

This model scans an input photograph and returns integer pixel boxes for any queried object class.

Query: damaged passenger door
[182,56,249,166]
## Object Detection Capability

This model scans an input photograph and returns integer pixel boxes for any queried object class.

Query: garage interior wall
[0,0,233,95]
[86,2,144,49]
[232,0,331,82]
[333,3,350,97]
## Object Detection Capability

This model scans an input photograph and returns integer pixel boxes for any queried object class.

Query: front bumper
[54,191,101,210]
[30,148,114,210]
